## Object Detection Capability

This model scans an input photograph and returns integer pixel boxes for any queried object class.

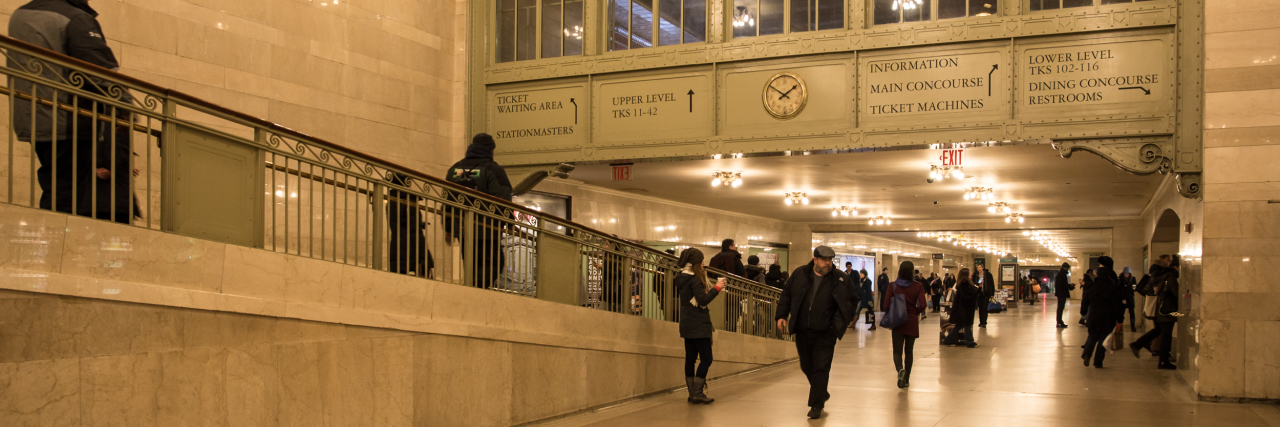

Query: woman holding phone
[676,247,726,404]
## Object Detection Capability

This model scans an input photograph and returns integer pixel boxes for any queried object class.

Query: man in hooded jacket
[445,133,513,289]
[775,246,858,420]
[1054,263,1073,327]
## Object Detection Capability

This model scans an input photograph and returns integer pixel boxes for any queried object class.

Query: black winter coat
[1149,269,1181,323]
[973,270,996,297]
[708,250,746,278]
[1119,274,1137,308]
[1083,267,1124,334]
[951,279,979,327]
[1054,268,1073,298]
[775,263,858,340]
[677,273,720,339]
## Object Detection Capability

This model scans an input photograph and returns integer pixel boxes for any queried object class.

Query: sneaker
[896,369,907,389]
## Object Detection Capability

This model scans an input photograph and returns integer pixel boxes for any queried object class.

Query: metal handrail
[0,33,787,341]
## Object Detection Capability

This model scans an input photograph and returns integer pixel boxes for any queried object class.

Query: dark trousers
[1123,304,1136,327]
[855,303,875,325]
[942,325,974,345]
[1082,329,1111,366]
[684,338,713,378]
[389,227,432,278]
[795,329,838,408]
[931,294,942,312]
[977,298,989,326]
[1134,321,1175,364]
[891,331,917,375]
[1056,297,1069,325]
[34,135,132,224]
[470,217,504,289]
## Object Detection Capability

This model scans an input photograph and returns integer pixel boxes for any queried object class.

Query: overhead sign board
[488,85,586,150]
[1018,39,1168,112]
[861,50,1005,123]
[594,74,712,142]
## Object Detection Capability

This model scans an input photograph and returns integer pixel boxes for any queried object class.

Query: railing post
[462,210,476,287]
[251,129,267,249]
[370,182,385,270]
[159,97,177,232]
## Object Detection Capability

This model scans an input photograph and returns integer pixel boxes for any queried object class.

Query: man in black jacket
[708,239,746,278]
[1054,263,1073,327]
[1130,255,1179,370]
[1081,257,1124,368]
[445,133,513,289]
[775,246,858,420]
[876,268,890,310]
[973,264,996,327]
[10,0,135,222]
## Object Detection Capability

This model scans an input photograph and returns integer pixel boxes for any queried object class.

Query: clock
[762,72,808,120]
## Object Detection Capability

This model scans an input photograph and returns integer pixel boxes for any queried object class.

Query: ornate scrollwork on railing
[1,46,165,115]
[1051,137,1174,175]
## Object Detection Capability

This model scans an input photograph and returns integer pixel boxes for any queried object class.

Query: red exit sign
[940,149,964,166]
[612,164,632,181]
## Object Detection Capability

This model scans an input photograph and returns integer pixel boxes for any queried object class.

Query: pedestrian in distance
[883,261,928,388]
[708,239,746,278]
[1130,255,1180,370]
[444,133,513,290]
[941,268,978,347]
[1078,269,1095,326]
[1055,263,1073,327]
[745,255,766,283]
[765,264,785,289]
[928,273,944,313]
[1119,266,1138,331]
[676,248,726,404]
[973,264,995,328]
[775,246,858,419]
[855,269,877,331]
[1081,257,1125,368]
[876,268,890,310]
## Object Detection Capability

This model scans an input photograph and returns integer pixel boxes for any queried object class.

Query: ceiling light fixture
[868,216,892,226]
[711,171,743,187]
[784,192,809,205]
[929,165,965,181]
[964,187,995,201]
[831,206,859,217]
[732,6,755,27]
[1005,213,1025,223]
[892,0,924,11]
[987,202,1011,214]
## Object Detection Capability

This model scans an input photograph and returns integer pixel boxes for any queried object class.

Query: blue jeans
[943,325,974,345]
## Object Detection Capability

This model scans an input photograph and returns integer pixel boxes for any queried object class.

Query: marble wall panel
[317,339,377,426]
[371,337,414,427]
[0,358,80,427]
[1205,90,1280,130]
[274,342,324,427]
[0,204,67,273]
[80,352,163,427]
[61,216,226,293]
[413,334,513,427]
[156,348,229,427]
[1244,320,1280,399]
[644,354,685,392]
[1206,27,1280,70]
[225,345,280,427]
[221,245,343,306]
[1202,255,1280,294]
[584,350,645,405]
[1196,319,1246,398]
[509,343,589,425]
[339,265,434,318]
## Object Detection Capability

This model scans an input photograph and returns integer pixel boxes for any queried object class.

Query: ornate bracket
[1177,172,1202,199]
[1051,137,1174,176]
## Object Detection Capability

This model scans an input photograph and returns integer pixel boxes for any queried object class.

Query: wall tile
[1204,145,1280,184]
[221,246,343,306]
[317,339,376,426]
[371,337,414,427]
[1206,28,1280,70]
[275,342,324,427]
[80,352,163,427]
[1206,64,1280,93]
[157,348,229,427]
[225,345,279,427]
[1206,90,1280,130]
[0,204,67,274]
[1196,320,1246,398]
[61,216,226,293]
[339,265,434,318]
[1203,201,1280,239]
[413,334,512,427]
[0,358,80,427]
[1244,321,1280,399]
[509,343,588,425]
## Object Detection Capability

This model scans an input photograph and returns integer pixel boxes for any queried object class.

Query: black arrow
[988,64,998,97]
[570,98,578,124]
[1119,86,1151,95]
[687,90,694,112]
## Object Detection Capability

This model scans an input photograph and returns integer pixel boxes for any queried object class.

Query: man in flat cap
[775,246,859,419]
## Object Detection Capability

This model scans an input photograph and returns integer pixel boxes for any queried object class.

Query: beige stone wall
[0,0,469,176]
[1198,0,1280,401]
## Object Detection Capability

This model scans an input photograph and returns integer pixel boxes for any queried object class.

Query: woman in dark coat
[1078,269,1095,326]
[764,264,785,289]
[941,268,978,347]
[883,261,929,388]
[676,248,725,404]
[1081,257,1125,368]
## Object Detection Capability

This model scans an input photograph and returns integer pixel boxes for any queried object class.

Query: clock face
[763,73,808,120]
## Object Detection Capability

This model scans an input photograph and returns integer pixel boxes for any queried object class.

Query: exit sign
[611,163,632,181]
[940,149,964,166]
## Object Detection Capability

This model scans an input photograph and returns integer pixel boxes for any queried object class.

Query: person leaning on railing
[9,0,137,222]
[443,133,513,289]
[675,247,726,405]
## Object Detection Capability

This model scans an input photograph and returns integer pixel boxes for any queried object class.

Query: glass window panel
[1062,0,1091,7]
[497,0,517,62]
[873,0,900,24]
[1029,0,1059,11]
[970,0,997,16]
[541,0,563,58]
[516,0,538,60]
[631,0,655,48]
[939,0,966,19]
[791,0,815,33]
[817,0,844,30]
[1100,0,1131,3]
[733,0,757,38]
[658,0,682,45]
[564,0,584,55]
[759,0,784,36]
[684,0,707,43]
[610,0,630,51]
[902,0,931,22]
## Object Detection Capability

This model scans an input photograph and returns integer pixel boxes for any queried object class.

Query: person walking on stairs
[884,261,928,388]
[675,248,726,404]
[775,246,858,420]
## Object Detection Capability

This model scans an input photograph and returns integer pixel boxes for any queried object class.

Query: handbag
[986,299,1003,313]
[1110,324,1125,351]
[1032,284,1041,294]
[879,285,908,330]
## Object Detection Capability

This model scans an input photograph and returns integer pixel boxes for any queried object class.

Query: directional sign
[594,74,712,143]
[488,85,586,150]
[1019,39,1167,111]
[860,50,1005,123]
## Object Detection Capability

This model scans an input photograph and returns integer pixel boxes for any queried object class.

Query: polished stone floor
[534,297,1280,427]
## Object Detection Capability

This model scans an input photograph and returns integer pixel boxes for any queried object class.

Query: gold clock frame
[762,72,808,120]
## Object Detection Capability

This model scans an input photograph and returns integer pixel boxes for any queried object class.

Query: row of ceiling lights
[917,232,1010,257]
[1024,230,1071,257]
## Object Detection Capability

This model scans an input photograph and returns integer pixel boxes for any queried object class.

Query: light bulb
[732,178,742,187]
[1006,217,1012,223]
[785,198,792,205]
[886,219,892,225]
[832,211,839,217]
[869,219,875,225]
[711,179,720,187]
[988,206,996,213]
[1019,217,1025,223]
[802,197,809,205]
[841,211,849,217]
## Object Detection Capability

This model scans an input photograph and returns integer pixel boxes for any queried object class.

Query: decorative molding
[1176,172,1202,199]
[1051,137,1174,175]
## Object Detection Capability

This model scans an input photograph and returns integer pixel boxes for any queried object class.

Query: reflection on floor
[532,296,1280,427]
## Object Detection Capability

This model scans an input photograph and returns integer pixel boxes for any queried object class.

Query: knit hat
[465,133,496,159]
[1098,256,1114,269]
[747,255,760,265]
[1122,266,1132,275]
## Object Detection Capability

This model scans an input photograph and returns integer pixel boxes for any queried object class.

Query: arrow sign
[988,64,998,97]
[570,98,578,124]
[1119,86,1151,95]
[687,90,695,112]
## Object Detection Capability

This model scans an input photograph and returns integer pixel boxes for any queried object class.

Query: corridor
[536,297,1279,427]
